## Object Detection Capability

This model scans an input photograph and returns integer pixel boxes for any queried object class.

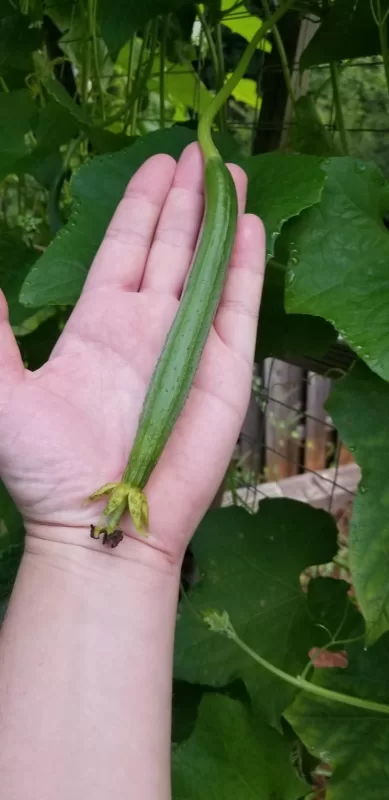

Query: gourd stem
[229,626,389,715]
[198,0,296,161]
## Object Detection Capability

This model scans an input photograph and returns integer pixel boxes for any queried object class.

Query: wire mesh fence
[224,362,358,522]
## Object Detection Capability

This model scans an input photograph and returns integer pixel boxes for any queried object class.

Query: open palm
[0,143,264,561]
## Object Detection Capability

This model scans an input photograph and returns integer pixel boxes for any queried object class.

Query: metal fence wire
[229,361,358,520]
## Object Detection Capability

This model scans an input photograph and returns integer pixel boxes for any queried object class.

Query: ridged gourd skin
[123,154,238,489]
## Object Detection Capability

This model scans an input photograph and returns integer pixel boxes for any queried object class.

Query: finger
[140,146,248,298]
[140,143,204,297]
[0,291,24,399]
[84,154,176,293]
[227,163,248,216]
[214,214,266,364]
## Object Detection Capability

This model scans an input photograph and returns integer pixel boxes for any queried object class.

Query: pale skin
[0,142,265,799]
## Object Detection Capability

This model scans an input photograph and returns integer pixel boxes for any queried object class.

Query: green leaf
[300,0,389,68]
[227,76,258,108]
[285,158,389,383]
[43,77,90,127]
[172,679,249,743]
[149,56,213,114]
[246,154,332,360]
[220,1,271,54]
[174,501,338,727]
[327,361,389,644]
[307,577,364,649]
[34,101,80,150]
[172,682,211,744]
[39,83,132,155]
[172,694,308,799]
[0,3,42,73]
[286,635,389,799]
[256,261,337,362]
[290,95,338,157]
[0,90,36,181]
[0,231,37,326]
[87,127,133,155]
[8,101,79,189]
[18,314,65,370]
[241,153,326,259]
[20,127,197,308]
[0,481,24,604]
[99,0,205,58]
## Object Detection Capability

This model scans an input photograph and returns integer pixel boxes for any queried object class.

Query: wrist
[24,521,184,580]
[22,527,183,595]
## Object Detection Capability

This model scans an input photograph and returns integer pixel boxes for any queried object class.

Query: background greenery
[2,0,389,796]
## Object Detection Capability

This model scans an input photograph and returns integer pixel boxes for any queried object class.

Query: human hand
[0,143,265,564]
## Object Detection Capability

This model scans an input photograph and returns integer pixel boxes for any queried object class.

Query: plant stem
[123,33,137,131]
[159,14,169,129]
[227,626,389,715]
[330,634,365,648]
[128,20,158,134]
[329,61,349,155]
[197,6,225,130]
[215,23,227,130]
[129,24,150,134]
[88,0,105,120]
[261,0,296,110]
[80,0,90,107]
[198,0,295,160]
[47,134,85,234]
[139,18,159,121]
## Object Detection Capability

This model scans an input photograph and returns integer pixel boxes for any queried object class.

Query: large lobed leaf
[285,158,389,383]
[256,260,337,362]
[172,694,308,799]
[241,153,325,260]
[327,361,389,644]
[174,500,338,727]
[286,634,389,799]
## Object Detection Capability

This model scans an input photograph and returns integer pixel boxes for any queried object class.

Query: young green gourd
[88,1,294,545]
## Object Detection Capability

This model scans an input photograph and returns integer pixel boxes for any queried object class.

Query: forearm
[0,532,181,800]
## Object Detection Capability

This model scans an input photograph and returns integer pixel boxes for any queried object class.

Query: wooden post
[304,374,332,472]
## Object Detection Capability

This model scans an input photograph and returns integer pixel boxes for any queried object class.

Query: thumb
[0,290,24,398]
